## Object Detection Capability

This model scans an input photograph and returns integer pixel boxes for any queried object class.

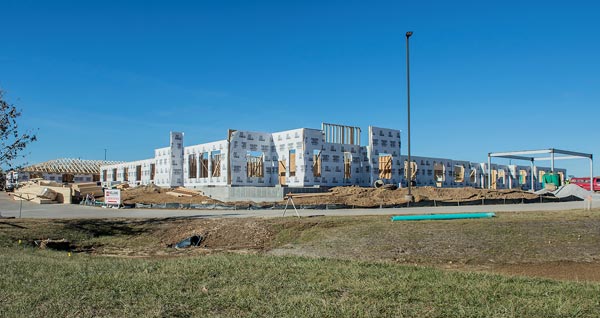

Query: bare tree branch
[0,89,37,168]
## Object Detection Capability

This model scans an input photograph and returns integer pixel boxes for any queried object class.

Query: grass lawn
[2,248,600,318]
[2,210,600,317]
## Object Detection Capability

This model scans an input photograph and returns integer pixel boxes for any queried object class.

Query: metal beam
[534,156,584,161]
[489,154,533,161]
[551,148,593,159]
[489,149,551,157]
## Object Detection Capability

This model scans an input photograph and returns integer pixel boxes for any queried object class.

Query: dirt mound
[119,184,221,205]
[291,186,540,207]
[154,219,275,250]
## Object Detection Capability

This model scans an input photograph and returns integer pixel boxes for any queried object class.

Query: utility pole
[405,31,414,202]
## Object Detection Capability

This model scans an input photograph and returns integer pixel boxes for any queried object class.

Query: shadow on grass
[56,219,152,238]
[0,221,28,229]
[54,214,241,239]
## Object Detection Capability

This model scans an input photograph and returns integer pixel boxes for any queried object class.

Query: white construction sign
[104,189,121,206]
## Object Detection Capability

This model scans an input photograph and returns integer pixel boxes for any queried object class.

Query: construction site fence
[127,195,582,210]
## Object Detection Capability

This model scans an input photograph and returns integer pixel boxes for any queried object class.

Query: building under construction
[8,158,122,184]
[100,123,566,199]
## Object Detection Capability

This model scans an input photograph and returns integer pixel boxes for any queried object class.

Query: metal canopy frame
[487,148,593,190]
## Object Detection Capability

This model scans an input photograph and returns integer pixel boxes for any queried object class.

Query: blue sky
[1,0,599,176]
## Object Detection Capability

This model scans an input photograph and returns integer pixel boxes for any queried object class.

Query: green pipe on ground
[391,212,495,221]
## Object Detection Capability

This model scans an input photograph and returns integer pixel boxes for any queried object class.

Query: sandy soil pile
[291,186,540,207]
[119,184,221,205]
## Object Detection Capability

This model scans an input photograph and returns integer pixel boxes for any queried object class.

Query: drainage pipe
[391,212,495,221]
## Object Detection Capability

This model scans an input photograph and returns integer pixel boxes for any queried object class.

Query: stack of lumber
[166,187,203,198]
[38,180,62,187]
[166,187,202,198]
[116,183,130,190]
[13,181,72,204]
[72,182,104,198]
[166,191,192,197]
[174,187,203,196]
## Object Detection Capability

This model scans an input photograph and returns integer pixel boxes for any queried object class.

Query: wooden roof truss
[21,158,123,175]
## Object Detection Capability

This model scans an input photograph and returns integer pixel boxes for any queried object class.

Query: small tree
[0,89,37,168]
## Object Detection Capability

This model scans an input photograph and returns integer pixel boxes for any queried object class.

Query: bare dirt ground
[2,209,599,282]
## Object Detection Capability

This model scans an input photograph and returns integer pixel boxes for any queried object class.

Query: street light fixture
[405,31,414,202]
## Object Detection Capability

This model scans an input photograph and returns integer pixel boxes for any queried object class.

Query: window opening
[433,163,445,187]
[343,152,352,179]
[538,170,545,183]
[199,153,209,178]
[211,151,222,177]
[490,169,498,189]
[247,151,264,178]
[454,165,465,183]
[497,170,506,186]
[188,154,197,178]
[313,150,322,177]
[404,160,417,181]
[289,150,296,177]
[278,160,287,185]
[379,154,392,179]
[519,170,527,185]
[62,174,74,183]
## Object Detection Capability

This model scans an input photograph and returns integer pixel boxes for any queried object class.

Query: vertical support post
[530,159,535,191]
[487,155,491,189]
[208,152,213,181]
[551,150,555,173]
[590,158,594,191]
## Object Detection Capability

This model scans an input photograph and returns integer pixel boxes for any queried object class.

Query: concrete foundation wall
[195,186,329,202]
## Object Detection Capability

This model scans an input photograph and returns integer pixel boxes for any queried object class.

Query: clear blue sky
[1,0,598,176]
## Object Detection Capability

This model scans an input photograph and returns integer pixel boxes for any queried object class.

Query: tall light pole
[104,149,107,161]
[405,31,414,202]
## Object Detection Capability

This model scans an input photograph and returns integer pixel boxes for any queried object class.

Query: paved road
[0,192,592,219]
